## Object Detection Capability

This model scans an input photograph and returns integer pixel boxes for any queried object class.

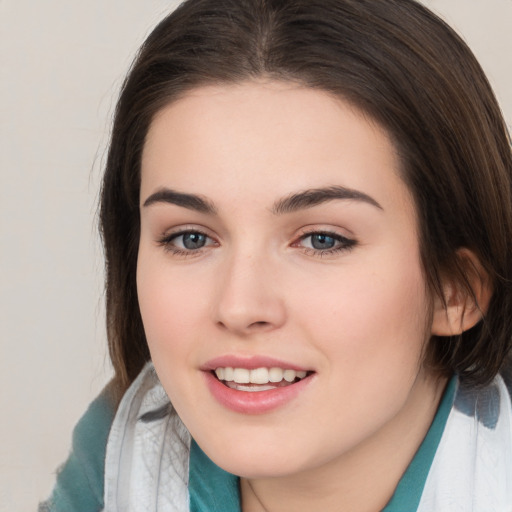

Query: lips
[202,355,314,414]
[203,355,310,372]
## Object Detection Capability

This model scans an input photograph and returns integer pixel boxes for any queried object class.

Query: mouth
[212,367,313,392]
[202,356,315,413]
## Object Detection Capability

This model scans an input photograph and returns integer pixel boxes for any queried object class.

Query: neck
[241,373,448,512]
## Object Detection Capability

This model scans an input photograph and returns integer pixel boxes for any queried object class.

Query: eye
[175,232,208,250]
[158,229,217,255]
[306,233,338,250]
[295,230,356,256]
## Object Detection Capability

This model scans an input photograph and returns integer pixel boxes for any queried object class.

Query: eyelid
[159,223,216,240]
[292,227,357,256]
[155,224,356,258]
[157,225,219,256]
[294,226,354,243]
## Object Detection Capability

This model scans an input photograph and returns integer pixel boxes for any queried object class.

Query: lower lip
[203,371,313,414]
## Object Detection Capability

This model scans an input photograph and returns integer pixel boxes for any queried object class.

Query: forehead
[140,81,413,219]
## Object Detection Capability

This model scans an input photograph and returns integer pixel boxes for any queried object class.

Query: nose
[213,252,286,336]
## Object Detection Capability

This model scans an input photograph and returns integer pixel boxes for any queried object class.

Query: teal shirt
[188,377,456,512]
[41,378,456,511]
[39,386,117,512]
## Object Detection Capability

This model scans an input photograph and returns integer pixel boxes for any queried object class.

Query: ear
[431,249,493,336]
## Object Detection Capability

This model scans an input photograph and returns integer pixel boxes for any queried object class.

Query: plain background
[0,1,510,510]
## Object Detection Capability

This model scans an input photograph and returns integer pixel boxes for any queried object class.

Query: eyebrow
[142,185,382,215]
[271,186,382,214]
[142,188,217,214]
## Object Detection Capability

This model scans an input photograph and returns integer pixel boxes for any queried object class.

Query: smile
[214,367,309,391]
[203,360,314,414]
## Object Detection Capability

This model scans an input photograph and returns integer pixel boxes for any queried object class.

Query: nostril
[248,321,270,329]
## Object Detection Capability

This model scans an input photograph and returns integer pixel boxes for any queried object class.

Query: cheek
[293,250,430,377]
[284,253,432,445]
[136,249,205,363]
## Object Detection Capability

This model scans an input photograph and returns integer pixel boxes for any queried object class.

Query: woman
[42,0,512,510]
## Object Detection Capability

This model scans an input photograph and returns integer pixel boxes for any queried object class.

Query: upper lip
[201,355,311,372]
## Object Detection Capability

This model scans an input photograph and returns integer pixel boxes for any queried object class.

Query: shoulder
[417,372,512,511]
[103,363,192,511]
[39,382,119,512]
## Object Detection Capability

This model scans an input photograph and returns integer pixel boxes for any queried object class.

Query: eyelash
[295,229,357,257]
[157,229,357,258]
[157,229,215,257]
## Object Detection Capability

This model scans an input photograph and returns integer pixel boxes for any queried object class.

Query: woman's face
[137,81,439,479]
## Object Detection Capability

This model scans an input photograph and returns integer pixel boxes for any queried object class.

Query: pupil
[183,232,206,249]
[311,234,335,250]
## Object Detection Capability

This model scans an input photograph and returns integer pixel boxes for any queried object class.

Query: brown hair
[100,0,512,393]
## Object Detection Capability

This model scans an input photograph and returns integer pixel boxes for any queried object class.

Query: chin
[199,433,315,479]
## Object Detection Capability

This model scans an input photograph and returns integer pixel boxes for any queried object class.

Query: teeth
[233,368,250,383]
[283,369,296,382]
[224,367,234,381]
[250,367,270,384]
[214,367,308,385]
[269,367,283,382]
[225,383,276,392]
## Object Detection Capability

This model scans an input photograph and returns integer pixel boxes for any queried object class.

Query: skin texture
[137,81,449,511]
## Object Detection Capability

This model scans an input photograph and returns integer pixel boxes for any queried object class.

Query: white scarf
[103,363,512,511]
[103,364,191,511]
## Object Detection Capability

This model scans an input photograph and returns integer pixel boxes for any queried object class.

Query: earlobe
[431,249,492,337]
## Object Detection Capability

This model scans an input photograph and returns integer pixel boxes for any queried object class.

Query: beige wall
[0,1,510,510]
